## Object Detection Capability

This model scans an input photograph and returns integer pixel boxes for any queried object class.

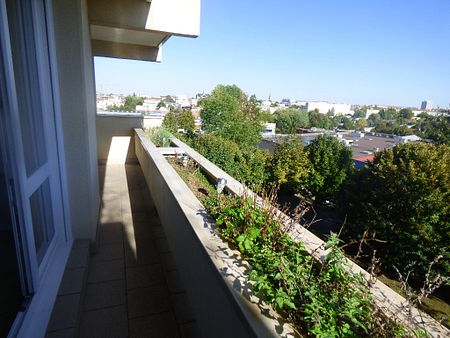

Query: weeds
[206,192,407,337]
[147,126,172,147]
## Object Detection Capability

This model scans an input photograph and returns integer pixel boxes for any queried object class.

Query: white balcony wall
[52,0,100,242]
[96,113,143,163]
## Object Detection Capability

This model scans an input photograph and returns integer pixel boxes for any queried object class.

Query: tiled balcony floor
[79,163,198,338]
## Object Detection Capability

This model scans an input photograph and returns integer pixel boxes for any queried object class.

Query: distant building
[305,101,351,115]
[394,135,422,143]
[421,100,432,110]
[136,97,161,112]
[353,155,375,169]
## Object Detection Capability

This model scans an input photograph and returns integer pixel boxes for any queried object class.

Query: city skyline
[94,0,450,108]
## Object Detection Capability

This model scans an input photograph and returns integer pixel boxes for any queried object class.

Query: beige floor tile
[129,312,180,338]
[126,264,165,290]
[79,305,128,338]
[88,259,124,283]
[171,293,195,324]
[90,243,124,263]
[47,294,80,331]
[127,285,172,318]
[83,280,126,311]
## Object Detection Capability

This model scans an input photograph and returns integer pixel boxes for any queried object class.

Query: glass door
[1,0,67,296]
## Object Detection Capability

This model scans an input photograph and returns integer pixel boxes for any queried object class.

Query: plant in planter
[147,126,172,147]
[168,158,411,337]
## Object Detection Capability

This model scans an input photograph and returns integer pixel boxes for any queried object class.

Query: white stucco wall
[52,0,100,242]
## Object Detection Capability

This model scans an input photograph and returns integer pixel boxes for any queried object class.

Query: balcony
[46,113,449,337]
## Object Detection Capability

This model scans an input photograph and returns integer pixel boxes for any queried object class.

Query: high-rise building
[421,100,432,110]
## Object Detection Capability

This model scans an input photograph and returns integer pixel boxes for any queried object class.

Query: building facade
[421,100,432,110]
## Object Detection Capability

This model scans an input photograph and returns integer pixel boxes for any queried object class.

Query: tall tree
[273,108,309,134]
[268,139,311,194]
[340,143,450,280]
[199,85,265,147]
[306,135,354,202]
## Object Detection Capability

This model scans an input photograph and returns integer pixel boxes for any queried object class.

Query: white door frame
[0,0,73,336]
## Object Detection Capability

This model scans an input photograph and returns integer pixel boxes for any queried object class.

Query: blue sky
[94,0,450,108]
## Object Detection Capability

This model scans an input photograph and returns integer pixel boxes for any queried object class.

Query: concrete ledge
[134,129,299,338]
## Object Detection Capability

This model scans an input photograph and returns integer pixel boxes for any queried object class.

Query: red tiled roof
[353,155,375,162]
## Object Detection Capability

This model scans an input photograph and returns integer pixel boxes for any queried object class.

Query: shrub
[340,142,450,281]
[191,134,269,189]
[205,193,405,337]
[306,135,354,202]
[147,126,172,147]
[268,139,311,194]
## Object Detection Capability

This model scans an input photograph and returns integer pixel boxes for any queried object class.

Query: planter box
[134,129,299,338]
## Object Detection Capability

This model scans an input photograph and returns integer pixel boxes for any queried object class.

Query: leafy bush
[306,135,354,202]
[340,142,450,281]
[191,134,269,189]
[162,110,195,133]
[272,108,309,134]
[199,84,265,147]
[268,139,312,194]
[147,126,172,147]
[205,194,405,337]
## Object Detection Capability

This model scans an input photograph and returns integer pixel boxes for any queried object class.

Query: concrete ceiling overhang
[88,0,200,62]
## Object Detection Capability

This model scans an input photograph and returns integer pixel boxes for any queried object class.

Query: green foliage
[355,118,368,131]
[416,114,450,145]
[268,139,311,194]
[178,110,195,132]
[340,142,450,281]
[147,126,172,147]
[108,94,144,112]
[199,84,265,147]
[368,113,382,127]
[373,121,413,136]
[341,117,356,130]
[191,134,269,189]
[272,108,309,133]
[399,108,414,119]
[162,112,178,132]
[353,107,367,119]
[306,135,354,202]
[308,110,335,130]
[379,108,399,121]
[162,110,195,133]
[205,194,405,337]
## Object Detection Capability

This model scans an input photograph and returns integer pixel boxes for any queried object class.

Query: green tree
[157,100,166,109]
[355,118,368,131]
[273,108,309,134]
[340,143,450,281]
[108,94,144,111]
[342,117,356,130]
[306,135,354,202]
[379,108,399,120]
[399,108,413,120]
[368,113,381,127]
[268,139,312,194]
[178,110,195,132]
[192,134,269,189]
[162,112,178,132]
[353,107,367,119]
[199,85,265,147]
[308,110,334,129]
[416,115,450,145]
